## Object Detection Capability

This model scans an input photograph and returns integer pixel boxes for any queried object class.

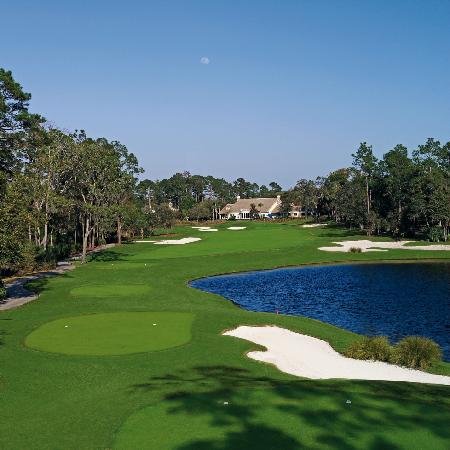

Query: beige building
[219,196,281,220]
[219,195,303,220]
[288,205,304,218]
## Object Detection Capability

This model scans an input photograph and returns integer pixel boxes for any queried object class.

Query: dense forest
[1,69,449,278]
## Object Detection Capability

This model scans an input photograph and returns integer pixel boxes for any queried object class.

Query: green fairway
[70,284,151,298]
[1,221,449,449]
[25,312,194,355]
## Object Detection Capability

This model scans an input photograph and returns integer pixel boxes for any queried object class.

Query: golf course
[0,221,449,449]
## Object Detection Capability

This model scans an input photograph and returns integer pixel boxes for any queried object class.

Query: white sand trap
[224,326,450,385]
[154,237,202,245]
[302,224,327,228]
[192,226,218,232]
[134,240,156,243]
[191,226,206,229]
[227,227,247,230]
[319,240,450,253]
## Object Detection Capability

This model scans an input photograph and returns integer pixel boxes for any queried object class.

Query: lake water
[191,262,450,361]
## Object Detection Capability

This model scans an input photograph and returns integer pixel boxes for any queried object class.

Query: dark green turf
[0,221,448,450]
[25,312,194,355]
[115,380,450,450]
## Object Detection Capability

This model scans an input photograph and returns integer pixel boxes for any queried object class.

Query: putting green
[25,312,194,355]
[70,284,151,298]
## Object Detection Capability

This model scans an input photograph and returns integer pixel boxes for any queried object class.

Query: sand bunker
[192,226,218,232]
[154,237,202,245]
[302,224,327,228]
[227,227,247,230]
[134,240,156,243]
[224,326,450,385]
[319,240,450,253]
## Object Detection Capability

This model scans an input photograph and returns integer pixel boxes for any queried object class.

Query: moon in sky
[200,56,210,65]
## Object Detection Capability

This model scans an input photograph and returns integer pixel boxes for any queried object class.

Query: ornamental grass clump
[391,336,442,370]
[349,247,362,253]
[345,336,391,362]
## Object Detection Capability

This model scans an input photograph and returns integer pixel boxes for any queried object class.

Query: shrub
[0,279,7,301]
[391,336,442,370]
[345,336,391,362]
[20,243,39,272]
[427,226,445,242]
[349,247,362,253]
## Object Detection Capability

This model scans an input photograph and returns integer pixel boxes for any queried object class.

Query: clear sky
[3,0,450,187]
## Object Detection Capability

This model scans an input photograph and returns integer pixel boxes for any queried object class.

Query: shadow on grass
[89,250,130,262]
[25,277,50,295]
[23,270,75,295]
[130,365,450,449]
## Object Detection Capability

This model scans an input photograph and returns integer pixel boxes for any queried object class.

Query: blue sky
[3,0,450,186]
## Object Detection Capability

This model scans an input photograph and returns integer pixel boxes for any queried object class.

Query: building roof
[219,197,281,215]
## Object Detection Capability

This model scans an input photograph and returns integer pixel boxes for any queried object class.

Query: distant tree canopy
[148,204,179,230]
[188,201,212,222]
[0,67,448,276]
[136,173,284,218]
[282,139,449,240]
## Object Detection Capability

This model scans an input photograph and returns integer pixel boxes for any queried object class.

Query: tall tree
[378,144,413,236]
[291,179,319,217]
[188,202,211,221]
[410,139,450,240]
[0,68,44,195]
[107,141,142,244]
[269,181,282,194]
[249,203,260,219]
[65,134,133,262]
[352,142,378,235]
[316,169,351,220]
[23,128,74,250]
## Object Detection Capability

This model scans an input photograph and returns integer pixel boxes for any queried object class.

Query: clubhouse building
[219,196,304,220]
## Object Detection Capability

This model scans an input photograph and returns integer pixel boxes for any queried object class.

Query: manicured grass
[0,221,448,449]
[115,380,450,450]
[25,312,194,355]
[70,284,151,298]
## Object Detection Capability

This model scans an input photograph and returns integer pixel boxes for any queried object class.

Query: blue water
[191,262,450,360]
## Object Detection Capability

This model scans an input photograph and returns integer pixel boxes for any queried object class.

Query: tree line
[1,68,449,277]
[0,69,143,271]
[137,175,282,221]
[0,69,282,274]
[282,141,449,240]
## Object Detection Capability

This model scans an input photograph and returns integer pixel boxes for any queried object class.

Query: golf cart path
[1,243,117,311]
[1,262,75,311]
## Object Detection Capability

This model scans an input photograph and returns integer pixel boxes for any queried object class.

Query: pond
[191,262,450,361]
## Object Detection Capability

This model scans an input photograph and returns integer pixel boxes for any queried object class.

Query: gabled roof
[219,197,280,215]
